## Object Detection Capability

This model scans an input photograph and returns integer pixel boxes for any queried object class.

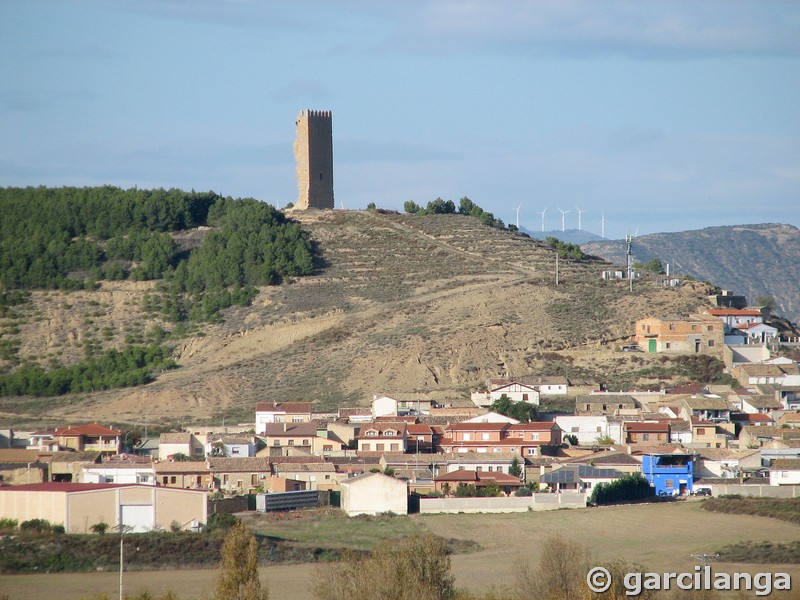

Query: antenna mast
[626,234,633,292]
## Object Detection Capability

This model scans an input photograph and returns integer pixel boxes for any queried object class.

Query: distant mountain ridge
[520,227,605,245]
[581,223,800,323]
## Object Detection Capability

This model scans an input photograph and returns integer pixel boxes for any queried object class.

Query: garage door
[121,504,154,532]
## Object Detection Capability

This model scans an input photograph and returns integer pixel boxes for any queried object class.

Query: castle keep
[293,109,334,210]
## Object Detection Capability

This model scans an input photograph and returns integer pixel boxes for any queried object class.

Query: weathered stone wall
[293,109,334,210]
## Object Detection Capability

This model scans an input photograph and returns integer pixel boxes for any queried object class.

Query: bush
[590,473,653,506]
[19,518,54,533]
[0,518,18,531]
[206,512,238,532]
[90,522,109,535]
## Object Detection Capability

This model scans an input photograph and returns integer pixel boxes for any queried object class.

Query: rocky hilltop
[581,223,800,323]
[1,210,717,425]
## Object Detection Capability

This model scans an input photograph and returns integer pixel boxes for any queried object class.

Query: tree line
[0,187,315,320]
[403,196,507,229]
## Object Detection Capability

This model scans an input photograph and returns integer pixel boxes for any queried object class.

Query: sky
[1,1,799,240]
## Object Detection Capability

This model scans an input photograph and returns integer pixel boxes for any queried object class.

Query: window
[390,443,399,451]
[697,428,706,435]
[529,433,540,441]
[323,445,333,451]
[496,466,503,473]
[376,443,384,451]
[223,474,229,484]
[362,443,370,451]
[302,439,310,446]
[691,325,698,331]
[642,433,650,441]
[231,447,240,455]
[665,479,674,489]
[527,448,537,455]
[487,466,493,472]
[251,474,257,486]
[482,433,490,441]
[522,394,529,401]
[669,323,675,331]
[707,325,713,332]
[170,476,177,484]
[273,440,280,446]
[665,343,671,349]
[708,340,715,347]
[288,439,294,446]
[476,466,483,472]
[162,476,169,485]
[463,433,472,441]
[572,427,580,433]
[366,430,378,436]
[292,417,303,422]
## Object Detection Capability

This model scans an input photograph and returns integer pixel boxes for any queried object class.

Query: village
[0,298,799,533]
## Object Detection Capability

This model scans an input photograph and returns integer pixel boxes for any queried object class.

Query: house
[442,452,522,476]
[81,462,155,485]
[624,422,670,445]
[576,395,638,416]
[406,423,436,453]
[208,435,257,458]
[690,418,735,449]
[254,402,313,434]
[554,415,624,445]
[0,449,48,485]
[0,483,207,533]
[694,449,761,479]
[158,432,205,461]
[505,422,563,454]
[740,395,783,416]
[680,396,731,423]
[339,472,408,516]
[270,460,337,491]
[337,407,373,423]
[356,422,407,453]
[154,461,214,489]
[769,459,800,486]
[55,423,122,455]
[557,450,643,475]
[207,457,271,493]
[39,451,102,483]
[262,423,317,452]
[777,412,800,429]
[732,363,800,387]
[371,395,400,417]
[540,465,624,493]
[433,468,524,495]
[438,421,561,456]
[634,314,724,355]
[641,452,694,496]
[706,308,764,331]
[487,382,540,405]
[735,322,778,344]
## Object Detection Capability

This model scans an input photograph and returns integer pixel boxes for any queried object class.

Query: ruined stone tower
[293,109,334,210]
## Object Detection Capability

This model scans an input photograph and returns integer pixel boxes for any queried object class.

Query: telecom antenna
[557,207,571,232]
[600,213,607,238]
[515,203,523,229]
[537,207,548,232]
[626,234,633,292]
[575,206,586,231]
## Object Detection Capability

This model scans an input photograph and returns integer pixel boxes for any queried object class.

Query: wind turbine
[537,207,548,232]
[514,203,522,229]
[600,213,607,238]
[557,207,571,232]
[575,206,586,231]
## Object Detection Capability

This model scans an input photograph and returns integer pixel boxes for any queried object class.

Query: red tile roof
[624,422,670,432]
[707,309,763,317]
[255,402,312,413]
[57,423,122,436]
[0,482,130,492]
[434,468,522,486]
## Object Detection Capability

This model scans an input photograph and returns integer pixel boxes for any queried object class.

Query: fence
[419,492,587,514]
[708,484,800,498]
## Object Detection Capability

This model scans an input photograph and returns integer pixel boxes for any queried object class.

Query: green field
[2,501,799,599]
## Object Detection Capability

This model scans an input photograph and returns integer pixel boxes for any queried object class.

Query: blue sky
[2,1,798,240]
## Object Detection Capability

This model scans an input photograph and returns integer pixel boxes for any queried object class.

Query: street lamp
[115,523,134,600]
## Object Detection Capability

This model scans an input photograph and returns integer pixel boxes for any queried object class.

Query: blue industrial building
[641,453,694,496]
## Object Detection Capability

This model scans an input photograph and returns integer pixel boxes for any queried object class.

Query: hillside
[581,223,800,323]
[0,208,717,426]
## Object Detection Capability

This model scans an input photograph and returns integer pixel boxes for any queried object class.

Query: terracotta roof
[57,423,121,436]
[255,402,312,413]
[447,422,509,432]
[624,422,670,433]
[154,461,211,473]
[262,423,317,437]
[358,422,407,436]
[273,462,336,473]
[207,457,270,472]
[0,482,130,492]
[742,396,783,409]
[269,455,325,464]
[337,407,371,417]
[506,422,558,431]
[683,397,730,410]
[0,449,41,463]
[434,468,523,485]
[407,424,433,435]
[707,309,763,317]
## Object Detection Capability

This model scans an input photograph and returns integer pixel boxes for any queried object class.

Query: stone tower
[293,109,334,210]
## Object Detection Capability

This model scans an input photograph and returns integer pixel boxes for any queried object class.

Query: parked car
[691,487,711,496]
[622,345,642,352]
